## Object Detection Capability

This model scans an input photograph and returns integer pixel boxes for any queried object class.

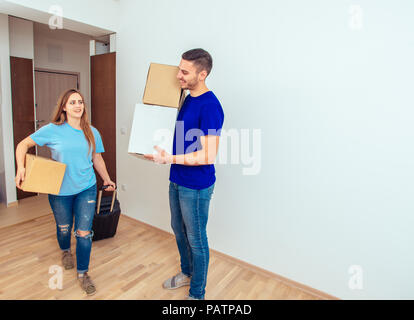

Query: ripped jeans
[48,184,97,274]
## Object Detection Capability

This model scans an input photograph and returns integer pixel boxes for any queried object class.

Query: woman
[15,88,116,296]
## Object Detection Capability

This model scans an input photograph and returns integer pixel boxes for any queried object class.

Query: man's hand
[144,146,173,164]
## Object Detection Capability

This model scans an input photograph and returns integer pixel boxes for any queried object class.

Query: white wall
[0,13,16,205]
[95,42,109,55]
[9,16,33,59]
[116,0,414,299]
[0,0,119,35]
[34,22,92,109]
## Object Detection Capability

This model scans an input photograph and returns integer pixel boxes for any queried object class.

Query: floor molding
[7,201,18,208]
[120,214,339,301]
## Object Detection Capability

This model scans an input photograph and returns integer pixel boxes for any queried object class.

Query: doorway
[34,69,79,158]
[90,52,116,190]
[10,56,36,201]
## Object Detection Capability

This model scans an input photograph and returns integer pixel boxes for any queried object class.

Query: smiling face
[63,93,84,119]
[176,59,207,91]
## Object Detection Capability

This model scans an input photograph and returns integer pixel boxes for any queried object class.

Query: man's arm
[145,135,220,166]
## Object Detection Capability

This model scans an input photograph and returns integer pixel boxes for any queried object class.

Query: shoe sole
[79,284,96,296]
[78,279,96,296]
[163,282,191,290]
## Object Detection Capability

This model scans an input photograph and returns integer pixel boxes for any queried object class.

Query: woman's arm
[92,152,116,191]
[15,136,37,189]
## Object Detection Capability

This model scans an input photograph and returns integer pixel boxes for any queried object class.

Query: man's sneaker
[78,272,96,296]
[62,250,74,270]
[163,272,191,290]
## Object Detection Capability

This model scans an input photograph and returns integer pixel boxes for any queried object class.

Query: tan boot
[163,272,191,290]
[78,272,96,295]
[61,250,74,270]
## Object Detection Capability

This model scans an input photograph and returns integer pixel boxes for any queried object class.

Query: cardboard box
[128,103,178,159]
[142,63,186,108]
[21,154,66,195]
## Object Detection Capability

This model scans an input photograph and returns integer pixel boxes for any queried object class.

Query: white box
[128,103,178,160]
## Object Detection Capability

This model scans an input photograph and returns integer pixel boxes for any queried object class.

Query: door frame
[10,56,36,200]
[34,68,80,90]
[34,68,81,131]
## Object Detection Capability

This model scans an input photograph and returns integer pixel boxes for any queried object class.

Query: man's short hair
[182,48,213,76]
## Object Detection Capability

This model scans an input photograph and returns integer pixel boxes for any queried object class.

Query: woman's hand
[15,137,37,189]
[15,167,26,189]
[103,179,116,192]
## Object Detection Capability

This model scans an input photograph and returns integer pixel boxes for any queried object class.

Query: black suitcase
[92,186,121,241]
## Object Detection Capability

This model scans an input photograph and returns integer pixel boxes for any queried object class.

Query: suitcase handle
[96,185,117,215]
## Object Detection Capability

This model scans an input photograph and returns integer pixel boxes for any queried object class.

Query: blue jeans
[169,181,215,300]
[48,184,97,273]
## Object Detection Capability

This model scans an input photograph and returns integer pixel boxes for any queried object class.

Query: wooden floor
[0,194,51,229]
[0,196,324,300]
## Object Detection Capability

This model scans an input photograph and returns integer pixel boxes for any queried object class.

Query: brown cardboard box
[21,154,66,195]
[142,63,186,108]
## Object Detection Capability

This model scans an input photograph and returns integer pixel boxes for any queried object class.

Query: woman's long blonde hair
[51,88,96,155]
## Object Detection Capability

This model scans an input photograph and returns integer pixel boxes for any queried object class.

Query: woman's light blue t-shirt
[30,122,105,196]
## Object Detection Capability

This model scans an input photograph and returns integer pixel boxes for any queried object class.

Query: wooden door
[34,70,79,158]
[91,52,116,190]
[10,56,36,200]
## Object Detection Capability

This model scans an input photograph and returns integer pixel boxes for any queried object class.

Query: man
[144,48,224,300]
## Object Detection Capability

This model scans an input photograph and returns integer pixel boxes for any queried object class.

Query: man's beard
[182,77,198,90]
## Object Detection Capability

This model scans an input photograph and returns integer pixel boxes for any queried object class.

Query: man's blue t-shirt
[30,122,105,196]
[169,91,224,190]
